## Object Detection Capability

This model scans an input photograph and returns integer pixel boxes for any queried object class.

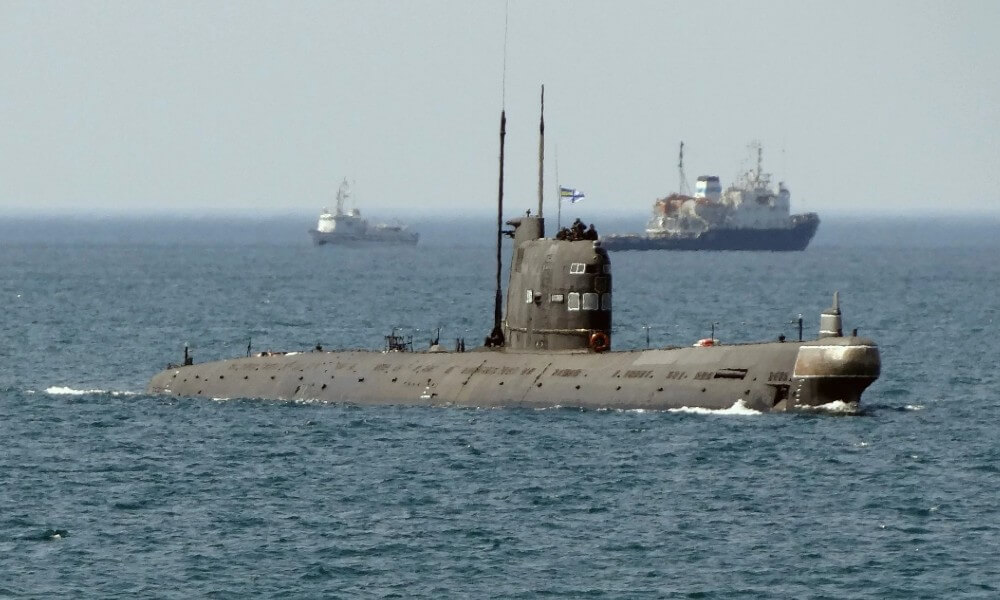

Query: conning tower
[503,215,612,351]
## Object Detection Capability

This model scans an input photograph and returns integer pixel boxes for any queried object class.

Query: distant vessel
[602,142,819,251]
[309,179,419,246]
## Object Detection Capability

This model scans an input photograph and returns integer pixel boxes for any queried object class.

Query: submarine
[148,89,880,412]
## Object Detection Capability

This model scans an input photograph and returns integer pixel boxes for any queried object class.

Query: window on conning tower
[567,293,580,311]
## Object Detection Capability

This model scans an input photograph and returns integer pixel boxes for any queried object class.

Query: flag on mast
[560,187,585,204]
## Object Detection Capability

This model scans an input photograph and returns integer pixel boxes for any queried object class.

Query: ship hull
[148,336,879,413]
[603,213,819,251]
[309,230,419,246]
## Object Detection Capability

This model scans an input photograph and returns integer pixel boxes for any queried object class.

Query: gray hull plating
[148,336,879,412]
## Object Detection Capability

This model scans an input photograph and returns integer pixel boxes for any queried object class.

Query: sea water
[1,217,998,598]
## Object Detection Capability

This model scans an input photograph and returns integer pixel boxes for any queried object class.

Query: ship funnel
[819,291,843,338]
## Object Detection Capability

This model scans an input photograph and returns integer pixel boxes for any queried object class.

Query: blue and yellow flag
[559,187,585,204]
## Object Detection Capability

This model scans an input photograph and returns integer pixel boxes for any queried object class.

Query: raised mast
[555,146,561,230]
[537,85,545,219]
[335,178,349,216]
[678,142,691,197]
[487,110,507,347]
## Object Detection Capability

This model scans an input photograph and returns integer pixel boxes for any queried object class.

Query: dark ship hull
[602,213,819,251]
[148,336,879,412]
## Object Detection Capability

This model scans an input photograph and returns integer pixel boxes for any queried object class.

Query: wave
[22,529,69,541]
[802,400,859,413]
[43,386,138,397]
[798,400,860,414]
[668,399,761,416]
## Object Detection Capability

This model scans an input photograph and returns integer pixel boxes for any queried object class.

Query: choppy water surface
[2,220,998,598]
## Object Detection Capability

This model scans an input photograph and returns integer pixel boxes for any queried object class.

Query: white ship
[309,179,419,246]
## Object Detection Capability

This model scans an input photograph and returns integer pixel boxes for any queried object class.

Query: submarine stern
[789,336,881,409]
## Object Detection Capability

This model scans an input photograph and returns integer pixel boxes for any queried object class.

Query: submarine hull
[148,337,879,412]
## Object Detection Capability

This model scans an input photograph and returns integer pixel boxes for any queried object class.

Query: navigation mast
[487,109,506,347]
[537,85,544,219]
[678,142,691,196]
[335,178,350,216]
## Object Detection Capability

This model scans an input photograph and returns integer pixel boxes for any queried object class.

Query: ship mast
[335,178,349,216]
[678,142,691,196]
[487,109,506,347]
[486,4,510,348]
[537,85,544,219]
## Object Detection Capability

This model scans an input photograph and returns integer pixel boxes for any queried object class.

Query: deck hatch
[713,368,748,380]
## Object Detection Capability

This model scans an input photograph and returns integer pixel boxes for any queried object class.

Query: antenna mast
[537,85,544,218]
[335,178,349,215]
[488,110,506,347]
[555,145,561,230]
[486,1,510,348]
[678,141,691,196]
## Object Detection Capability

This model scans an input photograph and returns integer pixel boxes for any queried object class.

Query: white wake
[668,399,761,416]
[43,386,137,397]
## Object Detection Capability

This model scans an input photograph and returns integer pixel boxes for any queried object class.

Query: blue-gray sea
[2,216,999,598]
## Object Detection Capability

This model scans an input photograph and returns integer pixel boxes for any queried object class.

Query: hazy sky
[2,1,998,220]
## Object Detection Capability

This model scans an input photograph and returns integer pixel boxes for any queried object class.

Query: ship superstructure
[604,142,819,251]
[309,179,419,246]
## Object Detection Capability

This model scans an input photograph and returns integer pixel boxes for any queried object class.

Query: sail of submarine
[147,87,880,411]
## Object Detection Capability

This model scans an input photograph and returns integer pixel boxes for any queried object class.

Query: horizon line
[1,208,1000,221]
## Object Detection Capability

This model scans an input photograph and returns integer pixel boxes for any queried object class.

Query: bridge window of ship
[525,288,533,303]
[569,263,586,274]
[567,292,581,311]
[550,293,565,303]
[601,293,612,311]
[582,293,599,311]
